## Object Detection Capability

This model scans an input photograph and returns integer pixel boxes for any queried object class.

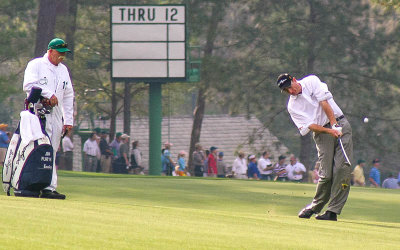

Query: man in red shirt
[208,146,218,177]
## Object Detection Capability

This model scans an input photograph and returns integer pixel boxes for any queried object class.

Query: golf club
[338,137,351,166]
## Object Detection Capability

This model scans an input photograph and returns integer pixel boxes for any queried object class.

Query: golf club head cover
[27,87,42,104]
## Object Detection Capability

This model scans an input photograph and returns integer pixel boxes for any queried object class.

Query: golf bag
[2,87,54,196]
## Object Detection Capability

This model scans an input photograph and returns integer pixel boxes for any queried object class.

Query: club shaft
[338,137,351,166]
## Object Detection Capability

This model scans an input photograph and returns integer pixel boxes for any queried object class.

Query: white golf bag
[2,87,54,196]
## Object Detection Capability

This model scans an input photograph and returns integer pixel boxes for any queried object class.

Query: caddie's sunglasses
[52,43,68,49]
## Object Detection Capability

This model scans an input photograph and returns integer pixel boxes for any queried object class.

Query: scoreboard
[111,5,186,81]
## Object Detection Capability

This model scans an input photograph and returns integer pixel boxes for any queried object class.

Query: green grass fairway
[1,172,400,249]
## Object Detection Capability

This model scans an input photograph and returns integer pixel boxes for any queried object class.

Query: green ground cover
[0,171,399,249]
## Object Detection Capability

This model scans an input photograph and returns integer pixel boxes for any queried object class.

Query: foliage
[0,0,36,123]
[374,0,400,8]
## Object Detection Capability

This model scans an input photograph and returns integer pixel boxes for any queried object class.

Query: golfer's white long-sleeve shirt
[287,75,343,136]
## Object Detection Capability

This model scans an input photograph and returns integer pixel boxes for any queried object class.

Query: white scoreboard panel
[111,5,186,81]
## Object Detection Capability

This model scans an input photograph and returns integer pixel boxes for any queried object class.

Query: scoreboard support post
[148,82,162,175]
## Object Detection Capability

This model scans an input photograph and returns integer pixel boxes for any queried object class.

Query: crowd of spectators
[2,121,399,188]
[63,129,143,175]
[161,143,309,182]
[179,144,400,188]
[349,158,399,189]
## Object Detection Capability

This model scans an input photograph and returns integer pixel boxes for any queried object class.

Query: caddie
[276,73,353,221]
[22,38,74,199]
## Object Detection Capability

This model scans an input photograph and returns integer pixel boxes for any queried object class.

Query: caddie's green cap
[48,38,71,52]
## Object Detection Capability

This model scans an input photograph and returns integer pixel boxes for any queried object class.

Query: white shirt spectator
[232,157,247,175]
[258,157,272,175]
[62,136,74,152]
[83,138,100,158]
[287,162,307,181]
[131,148,142,166]
[288,75,343,136]
[382,177,399,189]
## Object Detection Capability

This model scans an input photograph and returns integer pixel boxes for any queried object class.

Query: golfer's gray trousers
[310,118,353,214]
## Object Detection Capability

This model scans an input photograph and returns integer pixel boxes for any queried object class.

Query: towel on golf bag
[2,123,53,195]
[20,110,44,146]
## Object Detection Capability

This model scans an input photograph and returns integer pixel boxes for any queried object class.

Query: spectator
[217,152,226,178]
[176,151,187,176]
[203,149,210,177]
[130,140,144,174]
[398,172,400,186]
[192,143,206,177]
[83,133,100,172]
[116,134,130,174]
[247,155,260,180]
[95,134,102,172]
[273,155,288,181]
[257,151,273,181]
[161,149,167,175]
[94,127,101,136]
[208,146,218,177]
[352,159,366,186]
[0,123,10,167]
[311,162,320,184]
[61,129,74,171]
[232,151,247,179]
[369,158,381,187]
[99,130,113,173]
[163,142,175,176]
[382,173,399,189]
[286,155,306,182]
[110,132,122,160]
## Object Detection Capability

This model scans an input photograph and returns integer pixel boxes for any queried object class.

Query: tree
[34,0,63,57]
[0,0,36,123]
[187,0,231,175]
[65,0,78,60]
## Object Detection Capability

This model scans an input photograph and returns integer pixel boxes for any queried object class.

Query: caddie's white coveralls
[23,53,74,191]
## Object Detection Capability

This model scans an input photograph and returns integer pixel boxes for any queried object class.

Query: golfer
[276,73,353,221]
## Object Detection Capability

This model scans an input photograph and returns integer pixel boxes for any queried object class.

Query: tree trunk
[188,87,206,174]
[187,2,224,175]
[123,82,132,135]
[65,0,78,60]
[34,0,61,57]
[300,0,318,181]
[109,80,117,143]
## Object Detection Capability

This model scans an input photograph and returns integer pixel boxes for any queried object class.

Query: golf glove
[332,124,342,133]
